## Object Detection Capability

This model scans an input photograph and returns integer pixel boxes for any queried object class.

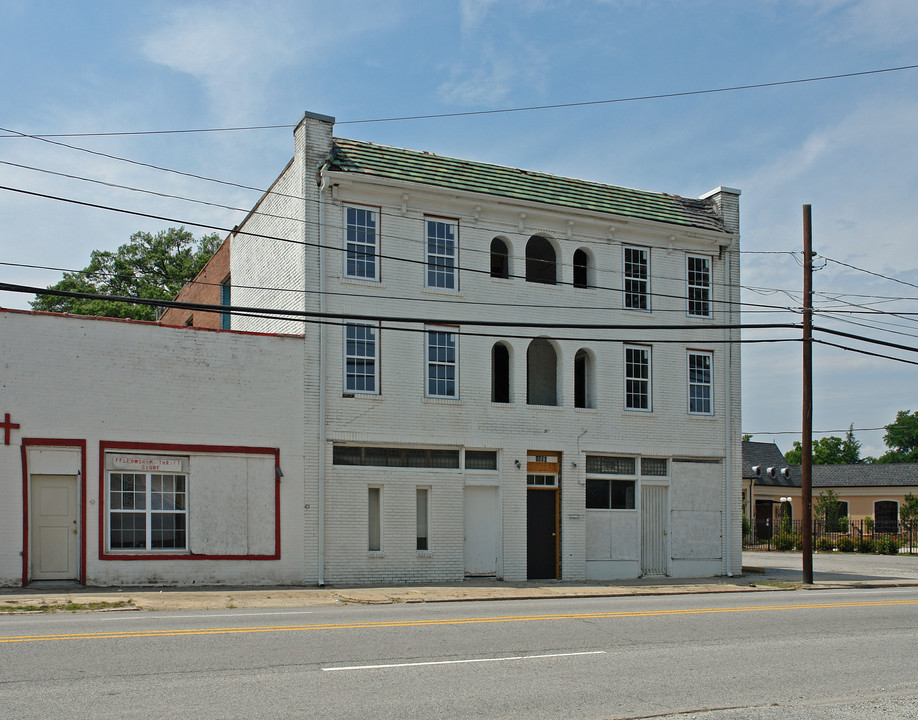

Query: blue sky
[2,0,917,457]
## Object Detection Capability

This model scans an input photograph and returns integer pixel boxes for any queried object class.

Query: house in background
[743,440,918,537]
[1,110,744,587]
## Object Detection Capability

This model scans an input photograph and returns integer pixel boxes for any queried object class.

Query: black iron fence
[743,517,918,554]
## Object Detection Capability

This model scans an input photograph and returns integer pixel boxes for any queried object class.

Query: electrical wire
[2,63,916,136]
[0,280,796,338]
[2,183,793,314]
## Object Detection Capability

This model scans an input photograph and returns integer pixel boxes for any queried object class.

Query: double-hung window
[345,322,379,394]
[108,456,188,551]
[687,351,713,415]
[345,205,379,280]
[623,246,649,310]
[624,345,651,411]
[426,218,457,289]
[426,326,458,398]
[687,255,712,317]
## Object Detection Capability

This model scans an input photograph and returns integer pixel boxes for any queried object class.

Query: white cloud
[141,0,397,123]
[805,0,918,48]
[458,0,500,34]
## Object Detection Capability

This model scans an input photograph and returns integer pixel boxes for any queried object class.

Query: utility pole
[802,205,814,584]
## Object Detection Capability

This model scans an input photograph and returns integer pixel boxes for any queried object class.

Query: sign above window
[106,454,188,473]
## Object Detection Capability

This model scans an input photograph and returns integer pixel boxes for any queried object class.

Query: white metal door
[31,475,79,580]
[464,485,499,576]
[640,484,668,576]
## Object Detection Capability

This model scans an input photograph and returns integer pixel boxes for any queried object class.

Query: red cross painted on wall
[1,413,20,445]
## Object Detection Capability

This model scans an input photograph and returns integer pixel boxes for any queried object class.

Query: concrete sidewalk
[3,552,918,613]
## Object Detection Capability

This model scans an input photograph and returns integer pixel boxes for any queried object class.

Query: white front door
[464,485,499,576]
[640,484,668,576]
[31,475,79,580]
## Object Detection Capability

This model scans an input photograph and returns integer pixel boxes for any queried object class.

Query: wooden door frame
[527,450,561,579]
[20,439,87,585]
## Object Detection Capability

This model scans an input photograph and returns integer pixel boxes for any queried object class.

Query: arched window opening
[527,338,558,406]
[526,236,556,285]
[490,238,510,279]
[492,342,511,403]
[573,249,589,288]
[574,349,594,409]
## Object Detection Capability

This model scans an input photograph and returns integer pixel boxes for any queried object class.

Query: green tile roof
[328,138,727,234]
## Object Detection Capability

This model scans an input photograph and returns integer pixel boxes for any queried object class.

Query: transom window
[641,458,669,476]
[345,323,378,394]
[465,450,498,470]
[109,471,187,550]
[687,255,712,317]
[527,474,557,487]
[426,327,458,398]
[345,205,378,280]
[333,445,460,468]
[687,351,713,415]
[623,246,649,310]
[426,218,457,289]
[624,345,651,411]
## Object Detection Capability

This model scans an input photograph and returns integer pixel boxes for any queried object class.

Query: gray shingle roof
[742,442,918,488]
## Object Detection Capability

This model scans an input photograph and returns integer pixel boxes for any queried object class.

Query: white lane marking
[323,650,606,672]
[138,611,317,620]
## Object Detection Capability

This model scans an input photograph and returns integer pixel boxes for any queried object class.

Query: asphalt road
[2,587,917,719]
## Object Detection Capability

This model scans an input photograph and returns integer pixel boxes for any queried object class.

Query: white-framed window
[416,487,429,551]
[344,205,379,280]
[585,456,636,510]
[624,345,651,411]
[623,246,649,310]
[426,217,457,289]
[687,351,713,415]
[344,322,379,394]
[108,458,188,551]
[687,254,712,317]
[426,326,458,398]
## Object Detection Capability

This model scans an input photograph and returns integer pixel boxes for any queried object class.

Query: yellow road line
[1,598,916,644]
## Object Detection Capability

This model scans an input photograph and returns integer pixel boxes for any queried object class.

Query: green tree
[784,426,861,465]
[815,489,844,532]
[877,410,918,463]
[30,227,221,321]
[900,493,918,532]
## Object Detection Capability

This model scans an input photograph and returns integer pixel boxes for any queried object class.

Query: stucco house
[743,440,918,538]
[1,110,743,586]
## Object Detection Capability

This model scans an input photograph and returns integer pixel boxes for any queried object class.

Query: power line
[4,153,755,299]
[2,63,916,137]
[0,260,795,316]
[0,280,798,340]
[820,255,918,292]
[2,183,785,314]
[814,338,918,367]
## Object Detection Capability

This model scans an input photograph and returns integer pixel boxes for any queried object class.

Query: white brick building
[229,111,742,584]
[0,111,742,586]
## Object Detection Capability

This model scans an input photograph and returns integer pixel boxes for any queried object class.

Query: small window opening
[492,342,511,403]
[573,249,589,288]
[490,238,509,279]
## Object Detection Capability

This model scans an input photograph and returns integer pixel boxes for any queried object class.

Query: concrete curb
[3,577,917,613]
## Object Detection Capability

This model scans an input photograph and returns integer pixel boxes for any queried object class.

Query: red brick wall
[160,236,230,329]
